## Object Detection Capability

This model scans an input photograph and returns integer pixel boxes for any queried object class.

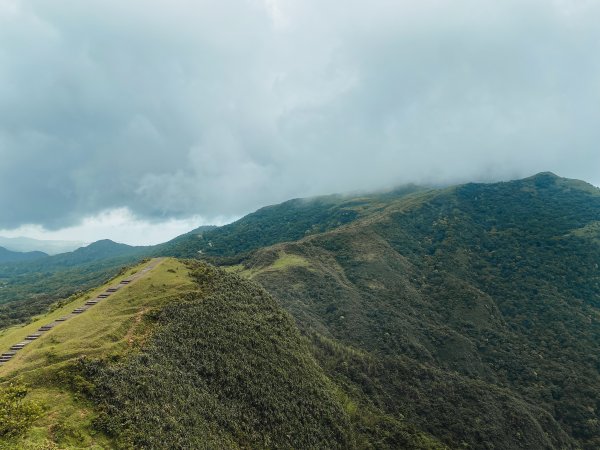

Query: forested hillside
[1,173,599,449]
[230,172,600,449]
[0,259,443,449]
[154,185,424,259]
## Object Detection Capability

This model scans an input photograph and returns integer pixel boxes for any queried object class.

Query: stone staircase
[0,258,164,367]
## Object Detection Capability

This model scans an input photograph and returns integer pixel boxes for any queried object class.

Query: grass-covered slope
[0,240,150,330]
[0,258,190,376]
[2,259,402,449]
[0,258,188,449]
[81,261,356,449]
[232,173,600,449]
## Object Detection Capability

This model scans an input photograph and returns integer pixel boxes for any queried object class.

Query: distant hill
[0,239,143,275]
[0,236,85,255]
[0,246,47,263]
[47,239,145,267]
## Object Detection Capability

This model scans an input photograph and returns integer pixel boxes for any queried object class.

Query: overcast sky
[0,0,599,245]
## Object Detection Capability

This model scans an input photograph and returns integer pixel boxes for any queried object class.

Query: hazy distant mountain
[50,239,144,266]
[0,236,86,255]
[0,246,47,263]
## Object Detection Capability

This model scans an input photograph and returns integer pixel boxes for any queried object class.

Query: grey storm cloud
[0,0,599,229]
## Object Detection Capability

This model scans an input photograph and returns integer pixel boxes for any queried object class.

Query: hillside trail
[0,258,165,367]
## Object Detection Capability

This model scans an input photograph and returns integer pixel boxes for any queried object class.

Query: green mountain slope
[2,172,599,449]
[2,258,441,449]
[0,187,423,330]
[154,185,424,259]
[230,172,600,449]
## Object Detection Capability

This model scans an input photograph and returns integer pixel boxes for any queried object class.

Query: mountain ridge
[0,246,47,263]
[1,172,596,329]
[0,236,85,255]
[1,172,599,448]
[226,172,600,449]
[0,258,443,449]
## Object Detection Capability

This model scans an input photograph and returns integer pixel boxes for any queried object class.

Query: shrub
[0,382,42,438]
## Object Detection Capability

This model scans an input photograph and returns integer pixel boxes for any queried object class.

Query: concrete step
[0,262,161,364]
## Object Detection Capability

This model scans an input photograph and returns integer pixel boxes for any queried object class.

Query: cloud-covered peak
[0,0,599,231]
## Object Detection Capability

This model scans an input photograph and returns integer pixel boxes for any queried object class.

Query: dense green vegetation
[79,261,357,449]
[154,186,424,259]
[0,383,41,439]
[235,173,600,449]
[0,259,443,449]
[1,172,599,449]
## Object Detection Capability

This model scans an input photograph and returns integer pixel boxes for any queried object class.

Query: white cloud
[0,0,599,237]
[0,208,235,246]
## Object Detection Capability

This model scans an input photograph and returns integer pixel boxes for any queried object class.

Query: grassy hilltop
[0,258,442,449]
[0,258,189,448]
